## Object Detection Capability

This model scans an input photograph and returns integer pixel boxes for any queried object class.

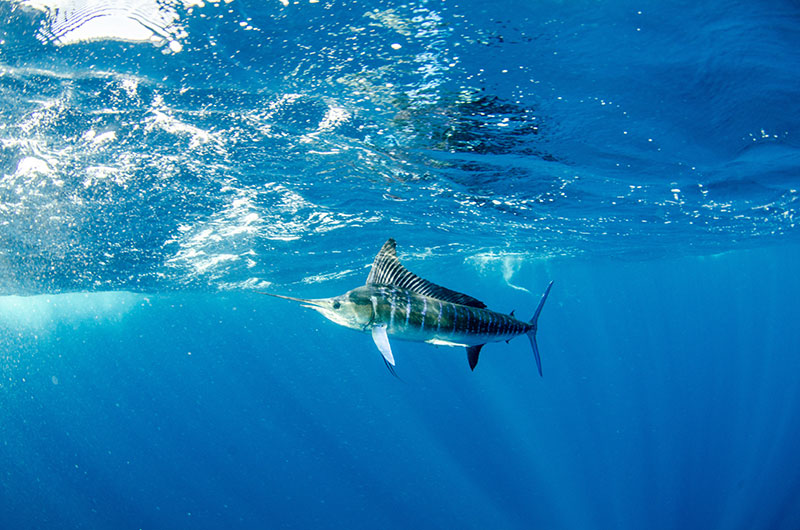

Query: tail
[527,281,553,377]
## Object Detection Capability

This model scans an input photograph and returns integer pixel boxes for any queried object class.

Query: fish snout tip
[258,291,316,305]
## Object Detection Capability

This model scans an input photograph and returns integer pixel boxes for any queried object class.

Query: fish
[263,239,553,375]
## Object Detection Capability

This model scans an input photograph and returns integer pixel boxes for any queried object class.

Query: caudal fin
[527,281,553,377]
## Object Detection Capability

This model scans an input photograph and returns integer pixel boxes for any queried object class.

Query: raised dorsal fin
[366,239,487,309]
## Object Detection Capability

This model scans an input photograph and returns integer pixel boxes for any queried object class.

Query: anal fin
[372,325,395,366]
[466,344,484,371]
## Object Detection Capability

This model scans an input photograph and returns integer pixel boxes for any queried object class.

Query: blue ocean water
[1,0,799,528]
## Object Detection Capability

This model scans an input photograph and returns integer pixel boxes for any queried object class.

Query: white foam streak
[467,253,533,293]
[18,0,233,53]
[317,106,351,132]
[144,98,221,150]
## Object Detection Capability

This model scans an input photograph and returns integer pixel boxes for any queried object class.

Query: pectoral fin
[371,325,395,366]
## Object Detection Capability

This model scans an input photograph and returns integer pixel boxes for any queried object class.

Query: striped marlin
[264,239,553,375]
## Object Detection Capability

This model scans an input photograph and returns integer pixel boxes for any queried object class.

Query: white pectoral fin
[371,325,395,366]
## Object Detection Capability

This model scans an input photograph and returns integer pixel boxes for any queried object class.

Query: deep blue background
[2,0,800,528]
[2,245,800,529]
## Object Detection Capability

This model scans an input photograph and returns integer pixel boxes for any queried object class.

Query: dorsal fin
[366,239,487,309]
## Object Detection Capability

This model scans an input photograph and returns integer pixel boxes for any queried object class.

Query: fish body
[264,239,552,375]
[345,284,533,347]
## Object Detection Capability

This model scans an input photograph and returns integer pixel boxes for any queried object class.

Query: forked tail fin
[527,281,553,377]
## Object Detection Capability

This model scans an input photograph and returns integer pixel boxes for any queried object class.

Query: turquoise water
[1,1,799,528]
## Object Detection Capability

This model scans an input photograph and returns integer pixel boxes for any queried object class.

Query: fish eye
[332,301,341,309]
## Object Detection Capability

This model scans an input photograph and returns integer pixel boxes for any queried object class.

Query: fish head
[262,290,373,330]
